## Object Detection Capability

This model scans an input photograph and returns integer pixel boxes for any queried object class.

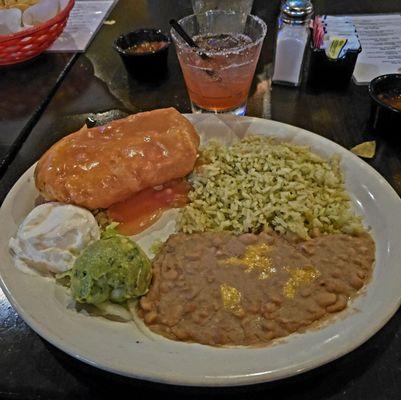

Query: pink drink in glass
[172,12,267,115]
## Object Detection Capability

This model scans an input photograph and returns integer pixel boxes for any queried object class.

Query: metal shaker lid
[281,0,313,24]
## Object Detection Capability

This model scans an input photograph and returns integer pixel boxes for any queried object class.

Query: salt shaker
[272,0,313,86]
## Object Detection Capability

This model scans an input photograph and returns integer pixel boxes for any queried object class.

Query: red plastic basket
[0,0,75,66]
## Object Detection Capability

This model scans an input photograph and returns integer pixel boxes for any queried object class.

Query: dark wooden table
[2,0,401,399]
[0,53,78,175]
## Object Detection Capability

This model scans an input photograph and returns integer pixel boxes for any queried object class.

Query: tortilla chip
[2,0,38,9]
[350,141,376,158]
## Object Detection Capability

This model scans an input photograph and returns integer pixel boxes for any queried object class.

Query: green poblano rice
[178,136,364,239]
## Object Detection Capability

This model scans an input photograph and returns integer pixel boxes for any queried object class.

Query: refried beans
[138,231,375,346]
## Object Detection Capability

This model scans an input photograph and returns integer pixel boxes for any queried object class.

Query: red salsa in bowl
[125,41,169,55]
[377,90,401,111]
[368,74,401,133]
[114,29,171,80]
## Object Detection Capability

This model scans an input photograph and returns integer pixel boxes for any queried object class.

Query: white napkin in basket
[22,0,60,27]
[0,8,22,35]
[0,0,67,34]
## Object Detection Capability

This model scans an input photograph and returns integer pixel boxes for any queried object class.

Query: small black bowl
[368,74,401,133]
[114,29,171,81]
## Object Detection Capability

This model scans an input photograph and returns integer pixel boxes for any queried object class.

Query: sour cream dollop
[9,203,100,275]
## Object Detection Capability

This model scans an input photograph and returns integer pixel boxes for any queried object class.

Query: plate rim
[1,115,401,387]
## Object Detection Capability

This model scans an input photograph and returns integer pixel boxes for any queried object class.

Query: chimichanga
[35,108,200,209]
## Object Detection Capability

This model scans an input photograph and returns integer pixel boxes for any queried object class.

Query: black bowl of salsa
[368,74,401,134]
[114,29,171,81]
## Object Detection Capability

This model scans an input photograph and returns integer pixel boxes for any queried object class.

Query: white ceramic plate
[1,114,401,387]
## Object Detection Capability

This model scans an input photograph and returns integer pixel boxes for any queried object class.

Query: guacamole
[59,228,152,305]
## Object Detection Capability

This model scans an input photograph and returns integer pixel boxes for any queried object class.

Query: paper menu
[47,0,117,52]
[349,13,401,84]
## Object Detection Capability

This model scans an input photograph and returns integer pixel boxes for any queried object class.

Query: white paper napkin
[0,0,67,35]
[59,0,69,11]
[22,0,60,27]
[0,8,22,35]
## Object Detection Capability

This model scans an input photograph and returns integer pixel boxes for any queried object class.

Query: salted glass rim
[170,10,267,56]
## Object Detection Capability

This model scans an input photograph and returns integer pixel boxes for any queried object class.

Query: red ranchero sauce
[107,179,191,235]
